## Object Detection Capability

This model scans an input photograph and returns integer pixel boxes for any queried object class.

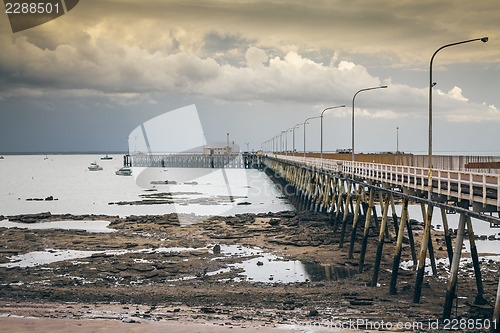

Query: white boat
[88,162,103,171]
[101,154,113,160]
[115,167,132,176]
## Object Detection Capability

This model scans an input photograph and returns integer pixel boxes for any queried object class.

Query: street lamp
[285,128,293,155]
[351,85,388,168]
[428,37,488,199]
[320,105,346,162]
[396,126,399,153]
[292,123,301,155]
[304,116,321,158]
[281,130,286,153]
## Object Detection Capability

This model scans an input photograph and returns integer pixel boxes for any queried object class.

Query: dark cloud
[202,31,250,54]
[1,0,499,153]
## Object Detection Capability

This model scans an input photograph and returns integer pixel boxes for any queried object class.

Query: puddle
[0,243,359,284]
[0,249,99,268]
[0,247,199,268]
[399,255,500,278]
[230,253,308,283]
[301,262,359,281]
[214,245,358,283]
[0,220,116,233]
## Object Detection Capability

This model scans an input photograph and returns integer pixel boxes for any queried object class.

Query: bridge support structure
[263,155,500,325]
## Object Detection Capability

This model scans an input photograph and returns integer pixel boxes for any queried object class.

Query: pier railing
[129,153,264,169]
[274,155,500,211]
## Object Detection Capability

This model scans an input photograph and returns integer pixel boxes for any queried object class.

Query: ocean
[1,153,498,254]
[0,154,293,218]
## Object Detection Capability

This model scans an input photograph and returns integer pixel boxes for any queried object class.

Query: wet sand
[0,312,380,333]
[0,211,498,332]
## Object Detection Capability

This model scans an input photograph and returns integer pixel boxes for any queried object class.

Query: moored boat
[115,167,132,176]
[88,162,103,171]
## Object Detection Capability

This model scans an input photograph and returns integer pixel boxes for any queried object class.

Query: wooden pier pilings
[263,155,500,327]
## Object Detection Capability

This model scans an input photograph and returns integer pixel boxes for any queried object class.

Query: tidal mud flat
[0,211,498,332]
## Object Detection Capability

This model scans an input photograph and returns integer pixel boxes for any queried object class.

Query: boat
[101,154,113,160]
[0,156,4,159]
[88,162,103,171]
[115,167,132,176]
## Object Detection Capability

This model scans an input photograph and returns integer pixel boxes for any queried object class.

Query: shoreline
[1,211,498,332]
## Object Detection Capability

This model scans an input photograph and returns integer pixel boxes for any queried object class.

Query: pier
[263,153,500,323]
[124,150,500,325]
[126,153,264,169]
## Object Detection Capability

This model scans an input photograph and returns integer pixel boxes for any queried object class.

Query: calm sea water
[1,154,498,253]
[0,154,293,218]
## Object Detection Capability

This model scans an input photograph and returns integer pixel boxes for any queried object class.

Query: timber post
[359,188,375,273]
[466,216,487,305]
[389,198,409,294]
[413,203,434,303]
[443,213,467,320]
[371,194,390,287]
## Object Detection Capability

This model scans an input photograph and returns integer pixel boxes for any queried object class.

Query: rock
[269,218,280,226]
[150,180,177,185]
[308,309,319,316]
[349,300,373,306]
[122,317,137,323]
[213,244,221,254]
[8,212,51,223]
[256,261,264,266]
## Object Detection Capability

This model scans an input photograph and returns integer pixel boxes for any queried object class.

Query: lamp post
[396,126,399,153]
[351,85,388,170]
[428,37,488,199]
[320,105,346,163]
[292,123,301,156]
[285,128,293,155]
[281,130,286,153]
[226,133,230,155]
[304,116,321,159]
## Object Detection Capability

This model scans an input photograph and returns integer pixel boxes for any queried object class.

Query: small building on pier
[203,146,232,155]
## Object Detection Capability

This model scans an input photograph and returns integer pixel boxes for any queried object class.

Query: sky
[1,0,499,154]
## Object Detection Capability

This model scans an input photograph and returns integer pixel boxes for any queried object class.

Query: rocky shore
[0,210,498,332]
